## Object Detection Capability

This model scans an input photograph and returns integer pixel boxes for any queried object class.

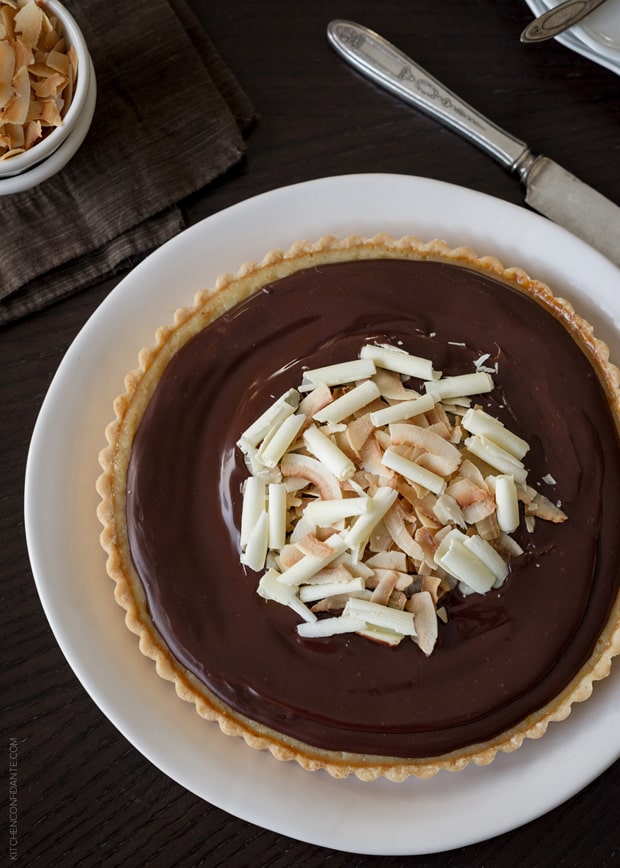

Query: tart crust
[96,234,620,781]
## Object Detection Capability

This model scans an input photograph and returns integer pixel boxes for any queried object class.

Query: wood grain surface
[2,1,619,865]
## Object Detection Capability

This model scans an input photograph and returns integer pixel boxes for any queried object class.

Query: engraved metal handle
[327,20,534,175]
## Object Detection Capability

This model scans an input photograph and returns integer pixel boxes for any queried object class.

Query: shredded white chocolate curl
[425,372,494,401]
[268,483,287,550]
[240,476,266,549]
[297,614,366,638]
[238,388,299,452]
[235,338,568,655]
[465,434,528,484]
[462,407,529,460]
[494,474,520,534]
[240,510,269,572]
[369,393,436,427]
[360,343,439,381]
[278,533,348,586]
[304,496,370,525]
[313,379,380,424]
[258,413,305,468]
[381,447,446,495]
[303,424,355,481]
[302,358,375,389]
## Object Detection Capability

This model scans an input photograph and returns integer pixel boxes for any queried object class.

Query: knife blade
[327,20,620,267]
[521,0,609,44]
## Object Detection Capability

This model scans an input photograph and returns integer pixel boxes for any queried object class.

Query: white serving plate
[25,174,620,856]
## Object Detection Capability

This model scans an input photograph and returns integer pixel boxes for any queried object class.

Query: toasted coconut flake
[345,412,374,455]
[372,368,420,400]
[406,591,438,656]
[421,575,442,604]
[365,550,408,571]
[389,423,462,476]
[13,1,43,48]
[525,493,568,523]
[383,502,425,561]
[298,382,333,418]
[0,0,77,159]
[475,511,501,540]
[280,452,342,500]
[370,569,399,605]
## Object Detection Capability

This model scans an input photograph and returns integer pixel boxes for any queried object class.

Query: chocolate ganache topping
[126,259,620,758]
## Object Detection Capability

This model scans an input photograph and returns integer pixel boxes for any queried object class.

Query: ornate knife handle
[327,20,535,176]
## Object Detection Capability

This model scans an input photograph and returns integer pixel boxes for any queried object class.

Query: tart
[97,235,620,781]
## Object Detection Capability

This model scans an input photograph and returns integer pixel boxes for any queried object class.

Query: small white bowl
[0,0,94,186]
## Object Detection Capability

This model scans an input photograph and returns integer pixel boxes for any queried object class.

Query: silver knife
[521,0,609,44]
[327,20,620,267]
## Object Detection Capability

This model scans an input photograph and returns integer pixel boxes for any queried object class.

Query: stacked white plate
[524,0,620,74]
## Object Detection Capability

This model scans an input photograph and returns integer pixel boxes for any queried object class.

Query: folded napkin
[0,0,255,325]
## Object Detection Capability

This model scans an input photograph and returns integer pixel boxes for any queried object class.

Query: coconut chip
[0,0,77,159]
[236,339,569,656]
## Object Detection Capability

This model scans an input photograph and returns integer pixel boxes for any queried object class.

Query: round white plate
[25,174,620,856]
[524,0,620,73]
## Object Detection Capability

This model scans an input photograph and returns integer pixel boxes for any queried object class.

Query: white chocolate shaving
[344,486,398,560]
[344,596,416,636]
[303,424,355,480]
[303,496,370,525]
[313,379,380,424]
[299,577,365,602]
[258,569,317,622]
[297,615,367,638]
[381,447,446,495]
[268,483,287,550]
[425,372,494,401]
[462,407,529,460]
[434,529,496,594]
[303,358,375,388]
[369,394,437,427]
[240,510,269,572]
[257,413,305,468]
[465,434,527,484]
[277,533,348,586]
[360,343,438,381]
[494,474,520,534]
[237,388,299,452]
[240,476,266,549]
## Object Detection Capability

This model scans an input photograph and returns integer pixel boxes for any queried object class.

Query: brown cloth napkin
[0,0,255,326]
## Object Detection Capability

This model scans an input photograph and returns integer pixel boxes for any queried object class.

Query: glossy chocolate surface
[126,260,620,758]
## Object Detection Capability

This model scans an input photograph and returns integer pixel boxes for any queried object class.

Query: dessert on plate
[97,235,620,780]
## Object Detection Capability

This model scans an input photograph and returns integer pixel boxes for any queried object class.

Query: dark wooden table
[3,1,620,865]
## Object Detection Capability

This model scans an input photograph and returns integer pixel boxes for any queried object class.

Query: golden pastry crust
[96,234,620,781]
